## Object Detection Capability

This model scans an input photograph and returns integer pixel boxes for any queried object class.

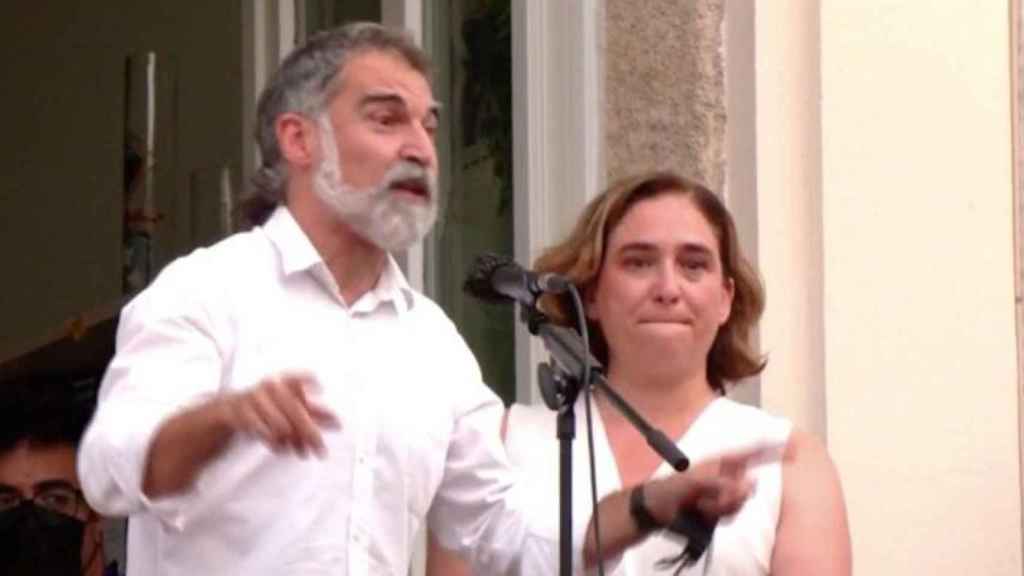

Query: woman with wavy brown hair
[428,171,850,575]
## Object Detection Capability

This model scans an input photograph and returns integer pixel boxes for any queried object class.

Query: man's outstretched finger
[266,380,324,456]
[695,478,753,517]
[232,398,276,446]
[721,441,786,469]
[251,388,299,449]
[288,375,341,430]
[307,401,341,429]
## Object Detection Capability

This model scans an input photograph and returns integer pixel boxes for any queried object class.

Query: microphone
[463,252,572,306]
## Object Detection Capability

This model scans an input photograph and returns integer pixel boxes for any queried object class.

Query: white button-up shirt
[78,208,567,575]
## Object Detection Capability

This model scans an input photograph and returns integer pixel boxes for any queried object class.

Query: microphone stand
[522,305,715,576]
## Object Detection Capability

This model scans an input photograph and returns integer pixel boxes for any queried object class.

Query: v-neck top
[505,395,792,575]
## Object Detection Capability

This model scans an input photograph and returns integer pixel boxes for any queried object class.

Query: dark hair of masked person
[0,374,108,576]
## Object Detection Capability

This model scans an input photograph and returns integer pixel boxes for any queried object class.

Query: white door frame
[241,1,298,196]
[512,0,604,405]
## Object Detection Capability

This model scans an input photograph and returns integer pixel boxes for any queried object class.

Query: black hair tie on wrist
[630,484,716,574]
[656,511,716,574]
[654,512,717,575]
[628,485,662,534]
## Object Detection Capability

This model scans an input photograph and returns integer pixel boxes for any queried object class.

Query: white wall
[820,2,1021,573]
[755,1,1022,574]
[752,0,828,437]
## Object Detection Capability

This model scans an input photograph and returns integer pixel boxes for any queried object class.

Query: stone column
[603,0,726,191]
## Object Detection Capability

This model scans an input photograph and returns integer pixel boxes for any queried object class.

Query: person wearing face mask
[427,171,852,575]
[0,375,115,576]
[78,24,768,576]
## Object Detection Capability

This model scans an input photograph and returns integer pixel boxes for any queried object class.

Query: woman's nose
[652,264,682,304]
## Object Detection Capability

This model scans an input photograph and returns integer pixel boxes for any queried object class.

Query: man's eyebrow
[359,91,404,108]
[360,91,442,120]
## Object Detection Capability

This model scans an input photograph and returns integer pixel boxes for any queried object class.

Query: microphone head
[463,252,515,303]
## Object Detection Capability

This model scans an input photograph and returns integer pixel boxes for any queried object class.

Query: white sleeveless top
[505,395,792,575]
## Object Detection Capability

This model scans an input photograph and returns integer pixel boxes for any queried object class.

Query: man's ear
[276,112,318,169]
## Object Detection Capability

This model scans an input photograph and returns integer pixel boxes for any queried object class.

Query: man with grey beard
[78,22,760,576]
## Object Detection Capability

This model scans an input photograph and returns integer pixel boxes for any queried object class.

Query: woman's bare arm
[770,430,852,575]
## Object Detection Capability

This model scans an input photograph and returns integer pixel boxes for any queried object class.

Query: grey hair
[239,22,432,227]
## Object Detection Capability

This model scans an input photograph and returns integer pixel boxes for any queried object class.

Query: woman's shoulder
[708,400,829,467]
[706,396,793,439]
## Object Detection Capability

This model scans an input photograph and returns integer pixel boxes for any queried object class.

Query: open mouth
[391,178,430,200]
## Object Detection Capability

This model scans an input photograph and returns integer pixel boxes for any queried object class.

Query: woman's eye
[623,258,650,269]
[680,260,710,276]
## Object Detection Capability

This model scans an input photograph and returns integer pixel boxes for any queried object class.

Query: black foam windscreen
[462,252,514,303]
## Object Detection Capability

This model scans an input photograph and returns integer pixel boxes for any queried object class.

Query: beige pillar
[750,1,828,438]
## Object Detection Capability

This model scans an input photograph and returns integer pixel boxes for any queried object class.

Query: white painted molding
[240,0,296,210]
[1012,0,1024,556]
[277,1,296,62]
[382,0,423,44]
[240,1,264,195]
[723,0,761,407]
[513,0,603,405]
[512,0,549,406]
[751,2,826,437]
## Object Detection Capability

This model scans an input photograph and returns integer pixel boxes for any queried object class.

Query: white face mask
[312,116,438,252]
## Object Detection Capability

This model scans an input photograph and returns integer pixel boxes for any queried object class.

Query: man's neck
[287,194,388,305]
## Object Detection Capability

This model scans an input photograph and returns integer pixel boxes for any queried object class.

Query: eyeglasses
[0,482,87,519]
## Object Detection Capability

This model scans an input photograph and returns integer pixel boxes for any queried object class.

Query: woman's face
[588,192,734,376]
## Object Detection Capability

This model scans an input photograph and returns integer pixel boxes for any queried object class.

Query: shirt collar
[262,206,415,313]
[263,206,321,276]
[357,256,414,315]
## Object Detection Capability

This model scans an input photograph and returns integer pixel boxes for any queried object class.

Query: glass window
[303,0,381,36]
[425,0,515,404]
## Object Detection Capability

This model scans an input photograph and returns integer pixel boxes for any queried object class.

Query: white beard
[312,116,438,252]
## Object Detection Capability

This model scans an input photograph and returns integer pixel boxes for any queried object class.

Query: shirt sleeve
[77,264,225,527]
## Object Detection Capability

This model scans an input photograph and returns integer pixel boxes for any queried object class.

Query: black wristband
[629,484,662,533]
